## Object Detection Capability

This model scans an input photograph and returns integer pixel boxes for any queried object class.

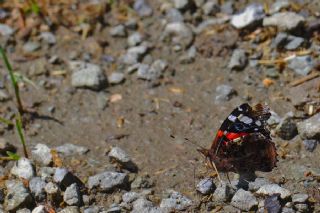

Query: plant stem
[15,115,28,158]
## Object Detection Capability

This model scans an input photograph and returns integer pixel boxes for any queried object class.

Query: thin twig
[290,72,320,87]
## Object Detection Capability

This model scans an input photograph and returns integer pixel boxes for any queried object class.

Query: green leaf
[6,151,20,161]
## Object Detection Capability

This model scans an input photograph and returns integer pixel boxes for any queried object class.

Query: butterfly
[198,103,277,181]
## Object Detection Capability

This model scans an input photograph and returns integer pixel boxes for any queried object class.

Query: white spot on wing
[255,120,262,126]
[238,107,243,111]
[239,115,253,124]
[228,115,237,122]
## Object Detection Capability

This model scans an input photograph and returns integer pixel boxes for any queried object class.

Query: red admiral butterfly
[198,103,277,180]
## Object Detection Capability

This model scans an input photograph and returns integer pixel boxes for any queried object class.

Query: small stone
[53,168,84,189]
[55,143,89,156]
[17,209,31,213]
[282,207,295,213]
[39,167,56,181]
[0,90,9,102]
[303,140,318,152]
[137,60,168,80]
[221,1,234,14]
[265,68,279,78]
[23,41,41,53]
[44,182,59,194]
[287,56,313,76]
[162,22,194,49]
[131,174,153,189]
[285,36,304,50]
[275,116,298,140]
[269,1,290,14]
[166,8,184,23]
[58,206,80,213]
[29,177,46,202]
[31,143,52,166]
[196,177,215,195]
[29,58,47,76]
[125,19,138,30]
[213,182,235,202]
[264,194,281,213]
[106,204,121,213]
[108,72,125,85]
[256,184,291,199]
[4,180,34,212]
[173,0,190,10]
[231,4,264,29]
[202,0,220,16]
[10,157,35,180]
[132,198,161,213]
[32,205,46,213]
[134,0,153,17]
[0,138,17,155]
[263,12,305,31]
[215,84,236,103]
[273,33,305,50]
[0,24,14,36]
[228,49,247,70]
[110,25,127,37]
[40,32,56,44]
[231,189,258,211]
[160,190,192,211]
[292,194,308,203]
[297,113,320,139]
[87,171,128,192]
[69,61,107,90]
[64,183,82,206]
[248,177,272,191]
[179,45,196,64]
[122,192,140,203]
[128,32,143,47]
[294,203,309,212]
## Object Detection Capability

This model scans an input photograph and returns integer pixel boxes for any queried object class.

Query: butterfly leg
[207,158,222,183]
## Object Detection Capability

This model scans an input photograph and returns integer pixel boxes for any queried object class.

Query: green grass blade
[6,151,20,161]
[15,116,28,158]
[0,117,14,126]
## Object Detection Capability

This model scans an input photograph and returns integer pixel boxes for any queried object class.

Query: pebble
[108,72,125,85]
[39,167,56,181]
[106,204,121,213]
[10,157,35,180]
[160,190,192,211]
[31,143,52,166]
[166,8,184,23]
[248,177,272,191]
[282,207,295,213]
[179,45,196,64]
[120,45,148,65]
[29,177,46,202]
[0,90,9,101]
[303,139,318,152]
[55,143,89,156]
[4,180,34,212]
[202,1,220,16]
[275,116,298,140]
[64,183,82,206]
[32,205,46,213]
[269,0,290,14]
[196,177,215,195]
[215,84,236,103]
[273,33,304,50]
[231,3,265,29]
[0,24,14,36]
[23,41,41,53]
[44,182,60,195]
[109,146,138,172]
[69,61,107,90]
[58,206,80,213]
[173,0,190,10]
[29,58,47,76]
[264,194,281,213]
[294,203,309,212]
[162,22,194,49]
[53,168,84,189]
[213,182,235,202]
[292,193,308,203]
[263,12,305,31]
[87,171,128,191]
[256,184,291,199]
[137,60,168,80]
[221,1,234,14]
[228,49,247,70]
[83,206,100,213]
[131,174,154,189]
[132,198,162,213]
[297,113,320,139]
[17,208,31,213]
[122,192,140,203]
[109,25,127,37]
[287,56,314,76]
[40,32,56,44]
[133,0,153,17]
[128,32,143,47]
[231,189,258,211]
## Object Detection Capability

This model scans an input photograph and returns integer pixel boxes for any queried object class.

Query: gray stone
[173,0,190,10]
[0,24,14,36]
[269,0,290,14]
[87,171,128,191]
[285,36,304,50]
[263,12,305,31]
[162,22,194,49]
[32,205,46,213]
[215,84,236,103]
[264,194,281,213]
[10,157,35,180]
[29,58,47,76]
[196,177,215,195]
[294,203,308,212]
[292,194,308,203]
[179,45,196,64]
[228,49,247,70]
[39,167,56,181]
[303,140,318,152]
[213,182,236,202]
[273,33,304,50]
[256,184,291,199]
[160,190,192,211]
[131,174,153,189]
[133,0,153,17]
[122,192,140,203]
[287,56,313,76]
[17,209,31,213]
[137,60,168,80]
[202,0,220,16]
[125,19,138,30]
[83,206,100,213]
[282,207,295,213]
[248,177,272,191]
[110,25,126,37]
[69,61,107,90]
[106,204,121,213]
[120,45,148,65]
[4,180,34,212]
[128,32,143,47]
[23,41,41,53]
[231,4,264,29]
[132,198,163,213]
[53,168,84,189]
[221,1,234,14]
[64,183,81,206]
[166,8,184,23]
[0,90,9,102]
[29,177,46,202]
[108,72,125,85]
[40,32,56,44]
[275,116,298,140]
[31,143,52,166]
[58,206,80,213]
[231,189,257,211]
[55,143,89,156]
[44,182,59,195]
[297,113,320,139]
